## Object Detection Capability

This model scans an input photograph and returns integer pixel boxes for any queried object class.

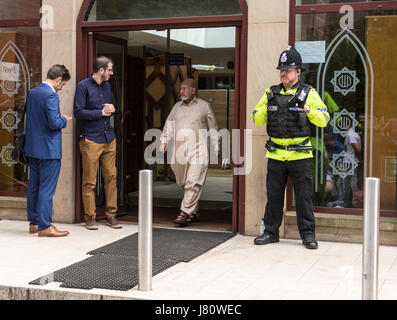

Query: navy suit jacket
[24,83,67,159]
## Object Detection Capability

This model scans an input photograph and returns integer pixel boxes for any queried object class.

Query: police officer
[252,46,329,249]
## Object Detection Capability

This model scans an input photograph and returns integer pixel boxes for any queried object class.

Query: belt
[272,138,313,151]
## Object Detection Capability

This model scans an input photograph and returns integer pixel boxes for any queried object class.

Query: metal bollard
[362,177,380,300]
[138,170,153,291]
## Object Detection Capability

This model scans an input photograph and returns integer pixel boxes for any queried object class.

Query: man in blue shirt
[74,56,122,230]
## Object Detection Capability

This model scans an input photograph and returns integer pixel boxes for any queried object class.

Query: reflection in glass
[0,0,41,20]
[86,0,242,21]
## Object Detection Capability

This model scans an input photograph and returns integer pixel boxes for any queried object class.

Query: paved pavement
[1,218,397,300]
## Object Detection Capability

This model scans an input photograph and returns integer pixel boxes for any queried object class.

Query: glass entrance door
[87,28,236,231]
[88,33,127,218]
[77,0,248,231]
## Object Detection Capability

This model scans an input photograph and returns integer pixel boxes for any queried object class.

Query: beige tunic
[160,97,218,216]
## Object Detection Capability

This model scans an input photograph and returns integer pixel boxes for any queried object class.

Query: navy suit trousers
[27,158,61,231]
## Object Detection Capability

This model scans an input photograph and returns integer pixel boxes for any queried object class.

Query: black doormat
[29,228,235,291]
[87,228,235,262]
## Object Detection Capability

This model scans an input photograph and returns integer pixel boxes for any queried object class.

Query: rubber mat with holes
[29,228,236,291]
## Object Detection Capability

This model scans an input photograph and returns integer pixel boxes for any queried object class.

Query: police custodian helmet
[276,46,305,72]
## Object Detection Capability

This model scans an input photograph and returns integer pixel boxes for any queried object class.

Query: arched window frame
[288,0,397,216]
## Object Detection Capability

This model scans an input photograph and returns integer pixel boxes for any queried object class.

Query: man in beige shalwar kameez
[160,78,219,226]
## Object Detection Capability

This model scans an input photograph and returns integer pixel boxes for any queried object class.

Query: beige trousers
[79,138,117,220]
[172,163,208,216]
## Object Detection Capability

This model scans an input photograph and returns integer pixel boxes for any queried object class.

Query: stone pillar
[245,0,289,236]
[41,0,84,223]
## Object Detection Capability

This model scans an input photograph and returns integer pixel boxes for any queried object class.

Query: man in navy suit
[24,64,72,237]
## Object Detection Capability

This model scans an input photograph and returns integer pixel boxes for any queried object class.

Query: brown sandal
[187,214,200,223]
[173,212,189,227]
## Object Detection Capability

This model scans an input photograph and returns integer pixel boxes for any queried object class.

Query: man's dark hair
[93,56,113,73]
[46,64,71,81]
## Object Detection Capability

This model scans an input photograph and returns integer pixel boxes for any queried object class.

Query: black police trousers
[263,158,315,240]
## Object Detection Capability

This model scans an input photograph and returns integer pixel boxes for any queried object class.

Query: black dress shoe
[302,238,318,250]
[254,233,279,245]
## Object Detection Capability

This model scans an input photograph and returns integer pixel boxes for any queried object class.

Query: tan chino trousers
[79,138,117,221]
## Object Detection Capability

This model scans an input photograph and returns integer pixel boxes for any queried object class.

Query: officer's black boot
[302,237,318,250]
[254,233,279,245]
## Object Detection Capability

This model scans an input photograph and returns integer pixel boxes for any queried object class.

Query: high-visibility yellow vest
[252,84,329,161]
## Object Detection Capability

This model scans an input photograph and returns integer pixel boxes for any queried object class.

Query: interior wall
[128,45,145,58]
[366,15,397,210]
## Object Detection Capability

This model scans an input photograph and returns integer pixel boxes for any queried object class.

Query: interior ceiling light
[192,64,224,72]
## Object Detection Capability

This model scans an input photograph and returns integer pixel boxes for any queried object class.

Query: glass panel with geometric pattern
[0,27,41,195]
[295,10,397,213]
[86,0,242,21]
[0,0,41,20]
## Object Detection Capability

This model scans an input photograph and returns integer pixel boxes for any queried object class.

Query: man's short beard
[181,95,192,101]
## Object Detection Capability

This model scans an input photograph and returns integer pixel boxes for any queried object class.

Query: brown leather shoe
[38,226,68,237]
[85,216,98,230]
[29,224,38,234]
[53,226,70,235]
[106,216,122,229]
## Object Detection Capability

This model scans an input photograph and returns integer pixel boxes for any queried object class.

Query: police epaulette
[270,85,282,94]
[267,85,281,100]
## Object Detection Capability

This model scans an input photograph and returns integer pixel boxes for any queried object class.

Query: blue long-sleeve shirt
[73,76,115,143]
